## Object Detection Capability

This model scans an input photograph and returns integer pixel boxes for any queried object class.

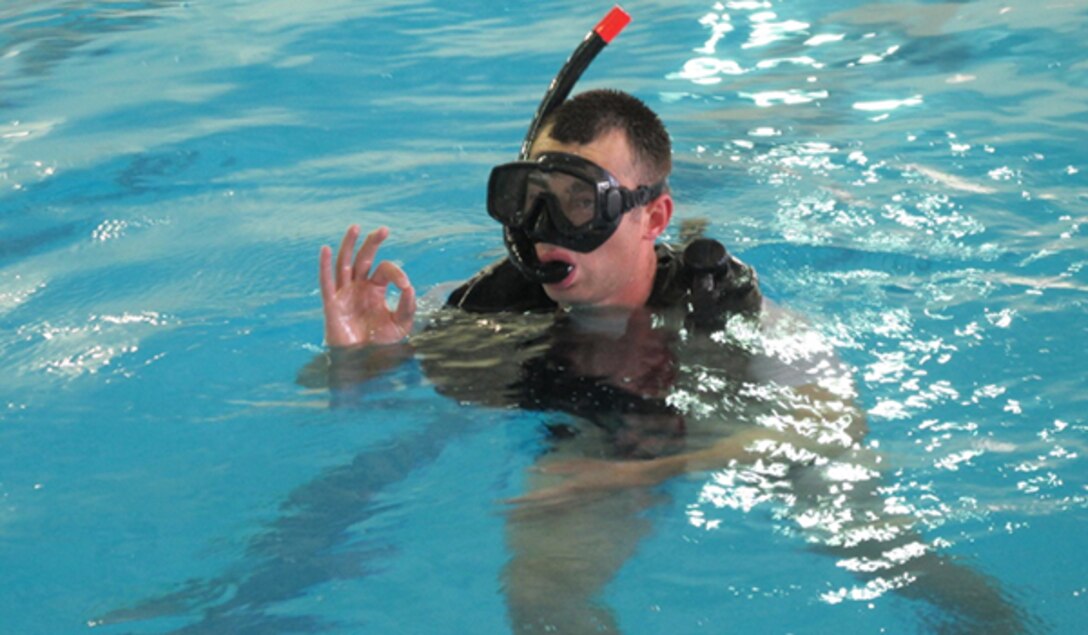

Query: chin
[543,283,589,307]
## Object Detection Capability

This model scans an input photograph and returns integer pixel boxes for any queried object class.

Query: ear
[642,193,673,241]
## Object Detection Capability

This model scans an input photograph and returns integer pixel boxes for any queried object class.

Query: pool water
[1,0,1085,633]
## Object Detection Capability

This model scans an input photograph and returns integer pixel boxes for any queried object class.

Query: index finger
[353,226,391,281]
[502,486,607,513]
[369,260,412,292]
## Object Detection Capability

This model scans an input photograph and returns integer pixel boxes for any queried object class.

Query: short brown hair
[542,89,671,186]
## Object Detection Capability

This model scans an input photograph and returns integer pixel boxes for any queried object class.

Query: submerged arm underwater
[502,319,1035,634]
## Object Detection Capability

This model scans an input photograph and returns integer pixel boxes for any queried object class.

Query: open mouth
[537,249,577,287]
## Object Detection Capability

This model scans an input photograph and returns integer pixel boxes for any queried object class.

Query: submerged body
[341,295,1021,633]
[99,295,1029,633]
[98,90,1026,633]
[311,89,1029,633]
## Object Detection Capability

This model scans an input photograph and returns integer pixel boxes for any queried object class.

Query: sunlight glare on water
[1,0,1085,634]
[657,0,1085,630]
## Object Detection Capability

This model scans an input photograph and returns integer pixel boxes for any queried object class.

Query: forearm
[295,342,415,406]
[625,410,866,487]
[326,342,414,389]
[637,425,782,482]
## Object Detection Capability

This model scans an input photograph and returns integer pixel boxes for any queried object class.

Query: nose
[524,192,558,241]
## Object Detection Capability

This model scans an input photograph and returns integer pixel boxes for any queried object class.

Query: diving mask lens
[489,154,619,225]
[488,162,601,231]
[487,153,665,253]
[524,171,598,229]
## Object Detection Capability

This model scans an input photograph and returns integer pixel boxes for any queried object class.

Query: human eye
[523,177,547,205]
[565,185,597,225]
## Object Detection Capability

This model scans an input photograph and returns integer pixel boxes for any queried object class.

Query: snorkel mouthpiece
[505,195,571,284]
[504,6,631,283]
[504,227,571,284]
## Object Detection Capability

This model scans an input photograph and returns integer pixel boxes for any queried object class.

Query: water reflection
[100,300,1033,632]
[665,0,1084,630]
[2,0,1081,631]
[0,1,182,88]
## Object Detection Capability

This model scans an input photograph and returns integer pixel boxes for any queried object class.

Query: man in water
[317,90,1027,633]
[321,89,702,346]
[93,91,1025,633]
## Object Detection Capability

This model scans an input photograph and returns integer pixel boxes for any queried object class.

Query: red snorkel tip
[594,6,631,44]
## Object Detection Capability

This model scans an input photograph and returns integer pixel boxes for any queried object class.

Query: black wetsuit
[445,242,760,318]
[422,242,763,459]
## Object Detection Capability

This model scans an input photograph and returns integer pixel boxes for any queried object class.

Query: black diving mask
[488,152,665,253]
[495,5,633,284]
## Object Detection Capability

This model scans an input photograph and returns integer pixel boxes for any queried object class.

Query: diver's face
[529,129,659,308]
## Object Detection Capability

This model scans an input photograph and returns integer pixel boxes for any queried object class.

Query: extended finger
[503,488,573,508]
[502,487,606,513]
[529,458,602,475]
[353,226,390,282]
[504,488,555,505]
[335,225,360,288]
[319,245,336,304]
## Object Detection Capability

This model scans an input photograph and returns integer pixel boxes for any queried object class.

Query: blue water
[2,1,1086,633]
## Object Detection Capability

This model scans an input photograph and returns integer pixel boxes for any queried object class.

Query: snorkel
[503,5,632,284]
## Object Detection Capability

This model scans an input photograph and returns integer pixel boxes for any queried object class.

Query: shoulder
[646,243,686,308]
[446,257,557,313]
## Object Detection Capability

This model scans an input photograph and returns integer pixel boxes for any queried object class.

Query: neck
[609,242,658,308]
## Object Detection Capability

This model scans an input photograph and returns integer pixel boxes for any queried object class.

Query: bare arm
[508,383,868,507]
